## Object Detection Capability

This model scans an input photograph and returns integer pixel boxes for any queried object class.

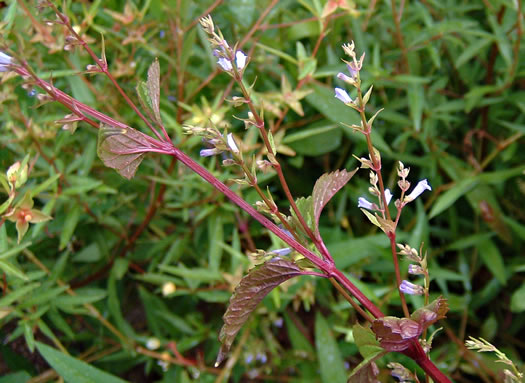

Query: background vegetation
[1,0,524,382]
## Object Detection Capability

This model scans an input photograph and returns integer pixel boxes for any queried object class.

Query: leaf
[315,312,347,383]
[147,58,162,124]
[429,177,478,219]
[348,360,381,383]
[476,238,507,285]
[97,124,154,179]
[312,169,357,240]
[35,342,129,383]
[288,196,315,238]
[411,297,449,331]
[216,258,304,365]
[349,324,385,383]
[59,204,81,251]
[510,283,525,312]
[283,123,342,156]
[352,323,383,359]
[371,317,422,352]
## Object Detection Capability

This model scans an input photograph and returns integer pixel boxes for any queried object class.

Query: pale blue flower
[0,51,12,72]
[399,280,424,295]
[385,189,393,205]
[404,179,432,202]
[217,57,233,71]
[235,51,247,70]
[227,133,239,153]
[358,197,375,210]
[334,87,352,104]
[200,148,221,157]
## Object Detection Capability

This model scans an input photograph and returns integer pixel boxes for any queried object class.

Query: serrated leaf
[216,258,304,365]
[371,317,422,352]
[147,58,162,124]
[97,124,153,179]
[312,169,357,240]
[35,342,128,383]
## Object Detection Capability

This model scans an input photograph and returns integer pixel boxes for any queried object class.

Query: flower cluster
[183,125,240,159]
[358,162,432,213]
[199,15,248,75]
[397,243,428,296]
[334,41,366,107]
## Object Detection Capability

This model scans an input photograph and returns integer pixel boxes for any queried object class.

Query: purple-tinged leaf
[97,124,153,179]
[411,296,449,331]
[312,169,357,239]
[147,59,161,124]
[348,360,381,383]
[348,324,385,383]
[216,258,304,366]
[372,316,422,352]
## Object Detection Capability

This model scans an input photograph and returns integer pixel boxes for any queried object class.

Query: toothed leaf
[312,169,357,239]
[216,258,304,365]
[97,124,152,179]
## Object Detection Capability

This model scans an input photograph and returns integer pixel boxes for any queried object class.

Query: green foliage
[1,0,524,381]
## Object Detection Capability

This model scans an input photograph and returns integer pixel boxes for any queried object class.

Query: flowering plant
[1,1,523,382]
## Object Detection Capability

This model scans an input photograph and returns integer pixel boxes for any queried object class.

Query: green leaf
[35,342,129,383]
[476,238,506,285]
[283,123,342,156]
[510,283,525,312]
[0,371,31,383]
[312,168,357,240]
[0,259,28,280]
[0,282,40,307]
[0,241,32,260]
[429,177,478,219]
[408,84,424,132]
[216,258,304,365]
[97,124,154,179]
[315,311,347,383]
[59,204,81,250]
[352,323,383,359]
[55,288,107,308]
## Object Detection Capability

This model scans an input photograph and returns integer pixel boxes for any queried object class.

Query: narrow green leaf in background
[35,342,129,383]
[315,311,347,383]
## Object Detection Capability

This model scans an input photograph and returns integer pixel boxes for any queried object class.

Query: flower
[200,148,221,157]
[404,179,432,202]
[271,247,291,256]
[217,57,233,71]
[0,51,12,72]
[384,189,393,205]
[162,282,176,296]
[227,133,239,153]
[216,50,248,72]
[334,87,352,104]
[408,264,424,275]
[337,72,354,84]
[358,197,376,210]
[146,337,161,350]
[5,192,52,243]
[235,50,247,70]
[399,280,424,295]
